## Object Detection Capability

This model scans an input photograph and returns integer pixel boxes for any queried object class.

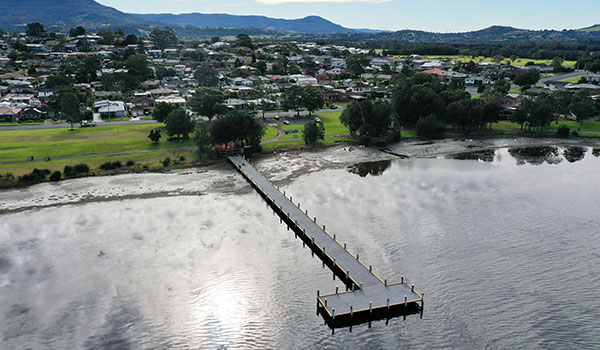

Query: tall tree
[153,102,178,123]
[150,27,178,50]
[302,85,324,115]
[194,66,219,87]
[281,85,304,116]
[236,34,253,49]
[569,90,596,126]
[303,121,325,145]
[60,91,82,131]
[346,54,369,78]
[188,88,226,122]
[165,109,195,139]
[194,122,213,158]
[26,22,44,37]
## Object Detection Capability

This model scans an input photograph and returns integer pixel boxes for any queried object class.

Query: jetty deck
[229,155,423,327]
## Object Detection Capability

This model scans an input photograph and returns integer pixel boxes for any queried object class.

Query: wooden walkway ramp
[229,155,423,328]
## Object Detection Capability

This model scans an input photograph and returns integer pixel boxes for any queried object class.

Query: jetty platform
[229,155,423,328]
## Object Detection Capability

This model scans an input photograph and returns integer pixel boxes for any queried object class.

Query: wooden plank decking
[229,155,423,328]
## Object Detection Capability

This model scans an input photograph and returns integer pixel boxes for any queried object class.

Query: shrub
[73,163,89,174]
[476,85,485,93]
[18,168,50,185]
[416,115,446,139]
[572,131,580,137]
[162,157,171,167]
[179,156,186,162]
[100,161,123,170]
[49,171,62,182]
[63,165,75,178]
[557,125,570,138]
[126,160,135,166]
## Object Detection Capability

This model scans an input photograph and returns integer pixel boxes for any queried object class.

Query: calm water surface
[1,146,599,349]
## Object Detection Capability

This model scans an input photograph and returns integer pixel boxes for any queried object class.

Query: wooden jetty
[229,155,423,328]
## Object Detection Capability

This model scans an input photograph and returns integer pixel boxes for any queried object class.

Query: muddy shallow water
[1,140,600,349]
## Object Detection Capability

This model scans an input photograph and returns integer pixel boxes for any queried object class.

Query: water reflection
[446,149,496,162]
[348,160,392,177]
[563,146,587,163]
[592,148,600,157]
[508,146,561,165]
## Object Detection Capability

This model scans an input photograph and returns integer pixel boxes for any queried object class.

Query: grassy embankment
[0,124,195,175]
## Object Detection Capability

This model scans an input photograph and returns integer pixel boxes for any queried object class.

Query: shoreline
[1,135,599,192]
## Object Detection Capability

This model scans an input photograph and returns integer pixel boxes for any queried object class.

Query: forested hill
[0,0,141,32]
[131,14,362,34]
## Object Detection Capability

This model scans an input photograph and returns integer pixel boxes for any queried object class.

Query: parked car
[283,120,291,125]
[314,117,321,123]
[80,120,97,127]
[330,104,338,109]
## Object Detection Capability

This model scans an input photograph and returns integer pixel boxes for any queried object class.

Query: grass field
[419,55,577,69]
[0,124,196,175]
[560,75,585,83]
[492,119,600,137]
[262,126,279,141]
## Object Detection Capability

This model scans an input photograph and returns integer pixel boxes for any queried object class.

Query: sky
[96,0,600,32]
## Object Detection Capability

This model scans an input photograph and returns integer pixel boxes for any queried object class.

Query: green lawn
[262,126,279,141]
[418,55,576,69]
[313,112,350,135]
[0,122,44,126]
[0,124,194,164]
[560,75,585,84]
[493,119,600,137]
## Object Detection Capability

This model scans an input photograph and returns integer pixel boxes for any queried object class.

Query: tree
[416,115,445,139]
[514,69,540,88]
[281,85,304,116]
[148,129,162,143]
[194,122,213,158]
[569,90,595,126]
[236,34,253,49]
[346,54,369,78]
[340,101,364,136]
[60,91,82,130]
[69,26,86,37]
[188,88,226,122]
[165,109,195,139]
[302,86,324,115]
[340,100,391,140]
[194,66,219,87]
[210,110,265,153]
[303,121,325,145]
[252,60,267,75]
[98,29,115,45]
[153,102,177,123]
[26,22,44,37]
[123,34,139,46]
[150,27,178,50]
[124,54,153,85]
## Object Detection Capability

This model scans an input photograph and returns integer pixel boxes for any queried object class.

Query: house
[20,107,46,121]
[465,75,491,86]
[155,95,186,108]
[225,98,248,110]
[95,100,127,119]
[323,89,349,102]
[0,106,21,122]
[504,94,523,109]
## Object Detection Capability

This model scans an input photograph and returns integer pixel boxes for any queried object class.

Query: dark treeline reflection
[348,160,393,177]
[563,147,587,163]
[508,146,561,165]
[447,149,496,162]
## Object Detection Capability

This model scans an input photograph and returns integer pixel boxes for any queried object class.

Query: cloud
[256,0,390,4]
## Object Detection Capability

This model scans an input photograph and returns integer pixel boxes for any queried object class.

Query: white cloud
[256,0,390,4]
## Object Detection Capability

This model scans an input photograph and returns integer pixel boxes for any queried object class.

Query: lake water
[1,145,599,349]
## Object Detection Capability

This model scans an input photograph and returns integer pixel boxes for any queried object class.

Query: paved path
[539,71,588,84]
[0,119,157,131]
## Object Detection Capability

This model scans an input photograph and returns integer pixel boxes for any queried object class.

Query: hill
[132,13,360,34]
[0,0,141,32]
[579,24,600,32]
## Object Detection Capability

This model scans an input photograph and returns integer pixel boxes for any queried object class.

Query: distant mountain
[0,0,141,32]
[132,13,363,34]
[367,25,600,42]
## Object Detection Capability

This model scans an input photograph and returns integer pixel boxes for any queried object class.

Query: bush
[126,160,135,166]
[100,161,123,170]
[18,168,50,185]
[179,156,186,162]
[416,115,446,139]
[557,125,570,138]
[476,85,485,93]
[64,164,89,178]
[49,171,62,182]
[162,157,171,167]
[572,130,580,137]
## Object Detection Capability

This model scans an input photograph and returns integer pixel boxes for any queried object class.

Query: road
[0,107,344,131]
[539,71,588,84]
